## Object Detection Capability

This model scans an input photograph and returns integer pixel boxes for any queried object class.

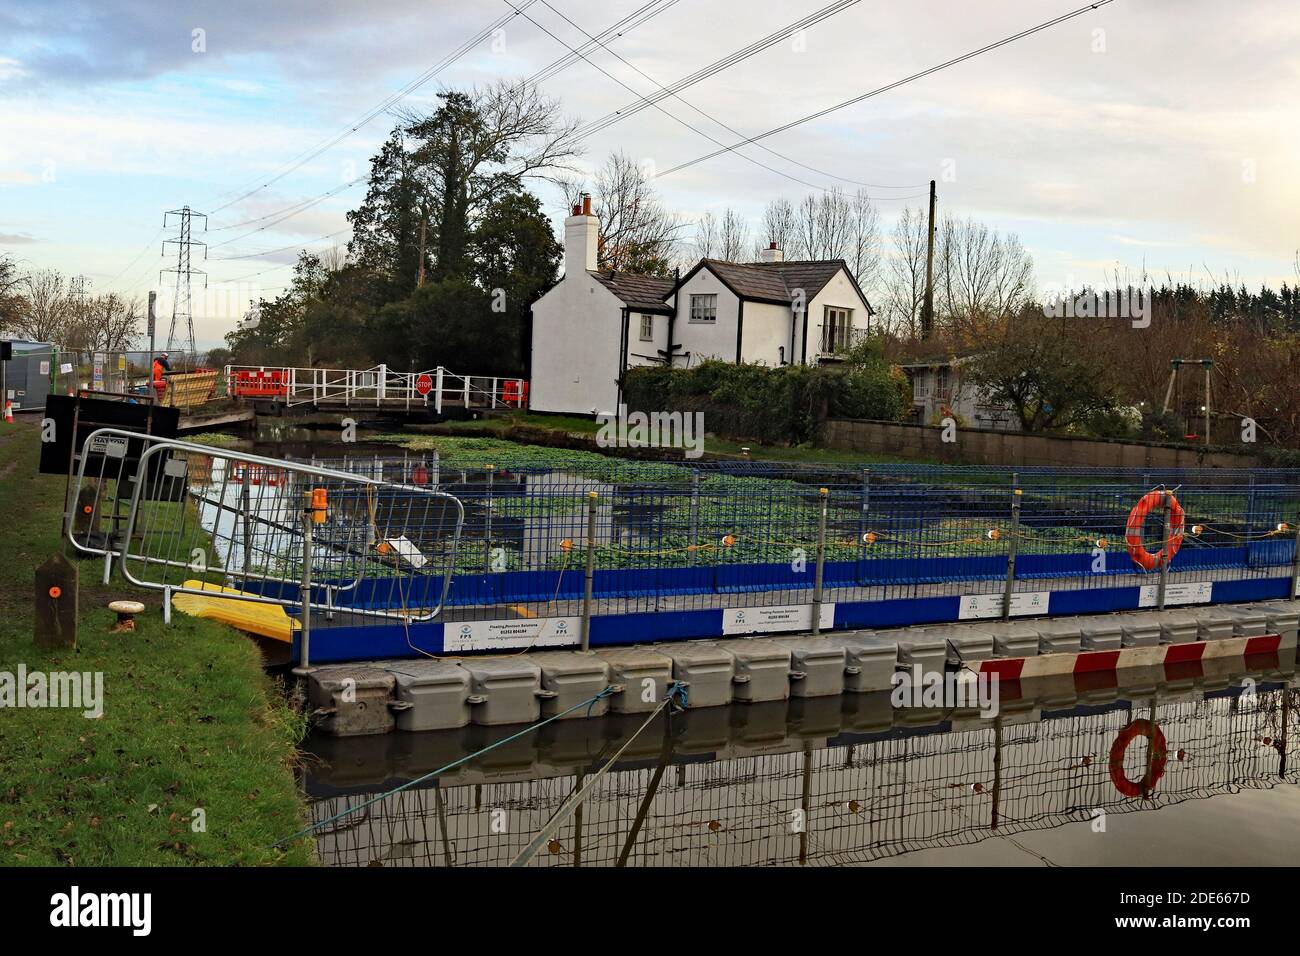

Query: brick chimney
[565,192,598,276]
[759,241,783,263]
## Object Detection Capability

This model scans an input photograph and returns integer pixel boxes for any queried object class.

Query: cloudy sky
[2,0,1298,346]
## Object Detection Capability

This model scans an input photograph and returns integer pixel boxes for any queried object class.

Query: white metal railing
[224,364,528,412]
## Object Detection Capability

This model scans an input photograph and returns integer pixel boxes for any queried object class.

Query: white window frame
[639,313,654,341]
[820,306,854,352]
[689,293,717,323]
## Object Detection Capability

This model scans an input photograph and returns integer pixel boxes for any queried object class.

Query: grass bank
[0,421,311,866]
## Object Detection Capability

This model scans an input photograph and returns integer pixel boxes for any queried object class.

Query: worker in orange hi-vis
[151,352,171,402]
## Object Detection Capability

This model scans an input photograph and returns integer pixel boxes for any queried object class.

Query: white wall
[739,299,795,366]
[807,269,869,361]
[625,311,667,368]
[529,273,625,416]
[675,269,740,365]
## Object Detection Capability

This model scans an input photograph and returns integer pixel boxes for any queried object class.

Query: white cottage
[529,197,875,416]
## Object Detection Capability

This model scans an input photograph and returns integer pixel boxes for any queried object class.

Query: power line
[657,0,1118,180]
[205,2,544,216]
[208,228,351,262]
[525,0,684,86]
[536,0,925,196]
[505,0,921,197]
[202,2,682,238]
[207,176,366,234]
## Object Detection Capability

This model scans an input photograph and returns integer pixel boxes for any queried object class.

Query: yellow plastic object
[172,580,299,643]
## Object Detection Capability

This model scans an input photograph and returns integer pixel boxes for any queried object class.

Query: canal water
[302,655,1299,867]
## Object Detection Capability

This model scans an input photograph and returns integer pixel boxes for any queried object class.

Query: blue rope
[272,684,617,850]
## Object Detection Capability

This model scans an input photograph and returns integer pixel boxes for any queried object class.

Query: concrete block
[729,639,792,703]
[969,621,1042,658]
[1114,613,1161,648]
[921,624,994,664]
[383,659,471,731]
[1079,616,1123,650]
[594,646,674,713]
[824,630,898,691]
[460,658,543,726]
[1150,609,1200,645]
[309,665,396,737]
[1034,617,1083,655]
[662,642,735,708]
[529,651,612,720]
[893,629,949,672]
[774,636,846,698]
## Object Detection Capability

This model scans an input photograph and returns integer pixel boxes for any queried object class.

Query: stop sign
[415,373,433,396]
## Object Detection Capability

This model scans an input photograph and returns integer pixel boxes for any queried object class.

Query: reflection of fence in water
[309,688,1297,867]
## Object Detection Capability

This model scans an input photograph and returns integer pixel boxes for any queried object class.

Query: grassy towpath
[0,421,311,865]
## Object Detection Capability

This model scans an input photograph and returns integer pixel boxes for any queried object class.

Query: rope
[272,684,617,850]
[508,681,688,867]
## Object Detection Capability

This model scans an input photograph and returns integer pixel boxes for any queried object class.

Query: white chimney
[564,192,598,276]
[759,241,783,263]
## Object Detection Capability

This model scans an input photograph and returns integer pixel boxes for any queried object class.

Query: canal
[301,656,1299,867]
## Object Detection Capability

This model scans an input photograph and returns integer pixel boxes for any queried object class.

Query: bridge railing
[224,364,528,412]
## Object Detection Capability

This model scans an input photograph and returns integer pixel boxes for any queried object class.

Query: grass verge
[0,421,311,866]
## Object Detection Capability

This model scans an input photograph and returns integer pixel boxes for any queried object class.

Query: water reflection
[303,655,1298,867]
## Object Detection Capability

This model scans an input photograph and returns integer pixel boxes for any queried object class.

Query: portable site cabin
[1,339,56,412]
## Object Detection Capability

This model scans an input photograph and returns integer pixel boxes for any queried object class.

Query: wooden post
[34,553,78,649]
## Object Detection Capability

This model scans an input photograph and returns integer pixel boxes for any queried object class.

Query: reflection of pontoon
[304,657,1297,867]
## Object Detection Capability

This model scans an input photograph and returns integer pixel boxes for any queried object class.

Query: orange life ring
[1125,490,1184,571]
[1108,719,1167,797]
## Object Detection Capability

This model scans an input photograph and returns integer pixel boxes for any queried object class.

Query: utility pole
[416,214,427,288]
[162,206,208,366]
[921,179,937,339]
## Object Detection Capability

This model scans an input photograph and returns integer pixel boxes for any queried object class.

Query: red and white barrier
[971,632,1288,682]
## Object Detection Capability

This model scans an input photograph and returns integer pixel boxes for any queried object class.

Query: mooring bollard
[1002,486,1022,621]
[34,553,78,649]
[813,487,828,635]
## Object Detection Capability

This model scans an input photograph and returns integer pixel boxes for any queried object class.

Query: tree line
[0,259,143,353]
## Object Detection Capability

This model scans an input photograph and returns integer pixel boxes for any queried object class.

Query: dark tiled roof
[590,270,676,312]
[699,259,865,307]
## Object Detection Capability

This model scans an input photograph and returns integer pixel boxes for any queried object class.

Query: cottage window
[820,306,853,352]
[639,314,654,341]
[689,294,717,323]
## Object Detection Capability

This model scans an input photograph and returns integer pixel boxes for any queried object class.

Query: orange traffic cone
[3,401,13,423]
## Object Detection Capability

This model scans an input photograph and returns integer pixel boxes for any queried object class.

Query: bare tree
[759,197,796,257]
[881,206,929,337]
[0,254,23,334]
[695,211,718,259]
[11,269,76,343]
[936,214,1033,336]
[848,189,881,293]
[71,293,142,352]
[563,151,683,275]
[716,208,749,262]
